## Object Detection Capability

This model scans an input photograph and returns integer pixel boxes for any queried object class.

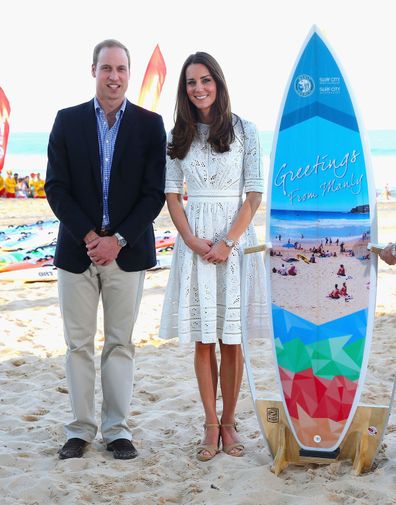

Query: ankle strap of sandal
[221,423,238,431]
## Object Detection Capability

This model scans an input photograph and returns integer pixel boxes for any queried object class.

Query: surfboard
[265,26,377,453]
[0,220,176,278]
[297,254,310,264]
[0,265,58,282]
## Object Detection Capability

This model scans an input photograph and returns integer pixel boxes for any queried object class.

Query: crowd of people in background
[0,170,46,198]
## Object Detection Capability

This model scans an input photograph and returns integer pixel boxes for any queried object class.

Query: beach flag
[0,87,11,172]
[137,45,166,112]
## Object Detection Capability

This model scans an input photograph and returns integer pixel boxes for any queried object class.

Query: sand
[1,198,396,505]
[269,237,372,325]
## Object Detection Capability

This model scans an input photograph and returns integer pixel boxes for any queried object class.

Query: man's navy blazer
[45,99,167,273]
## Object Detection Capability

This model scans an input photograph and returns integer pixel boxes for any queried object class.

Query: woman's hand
[203,240,232,265]
[185,236,213,257]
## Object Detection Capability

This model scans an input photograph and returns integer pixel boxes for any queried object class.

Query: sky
[1,0,396,134]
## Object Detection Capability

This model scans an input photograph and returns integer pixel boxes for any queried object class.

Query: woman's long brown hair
[168,52,236,160]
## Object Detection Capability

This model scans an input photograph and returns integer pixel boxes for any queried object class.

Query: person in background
[379,243,396,265]
[159,52,265,462]
[0,171,5,197]
[34,173,46,198]
[45,39,166,461]
[329,284,340,299]
[278,263,288,276]
[15,177,28,198]
[22,176,32,197]
[5,170,16,197]
[384,183,391,200]
[29,173,37,197]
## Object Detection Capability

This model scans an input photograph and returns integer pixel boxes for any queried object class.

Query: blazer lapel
[111,101,137,173]
[83,99,102,197]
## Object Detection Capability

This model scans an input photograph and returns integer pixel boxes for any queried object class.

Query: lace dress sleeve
[242,120,265,193]
[164,133,184,194]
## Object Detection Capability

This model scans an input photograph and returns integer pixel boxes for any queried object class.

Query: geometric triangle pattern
[275,334,364,381]
[292,407,346,449]
[272,305,369,447]
[279,366,358,422]
[273,304,368,347]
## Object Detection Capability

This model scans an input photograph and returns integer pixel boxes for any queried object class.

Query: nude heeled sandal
[221,423,245,457]
[196,423,220,462]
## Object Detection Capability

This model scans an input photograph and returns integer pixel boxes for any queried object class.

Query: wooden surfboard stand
[256,399,389,476]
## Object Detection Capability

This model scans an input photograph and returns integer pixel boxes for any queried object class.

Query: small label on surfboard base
[313,435,322,443]
[266,408,280,423]
[368,426,378,436]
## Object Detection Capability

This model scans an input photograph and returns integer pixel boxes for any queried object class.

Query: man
[379,243,396,265]
[45,39,166,460]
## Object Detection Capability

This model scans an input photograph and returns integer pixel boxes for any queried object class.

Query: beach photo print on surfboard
[266,25,377,453]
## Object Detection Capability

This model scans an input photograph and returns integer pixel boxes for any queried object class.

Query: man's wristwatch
[114,232,127,248]
[223,237,236,248]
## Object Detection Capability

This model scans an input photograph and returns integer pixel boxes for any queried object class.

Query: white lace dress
[159,117,266,344]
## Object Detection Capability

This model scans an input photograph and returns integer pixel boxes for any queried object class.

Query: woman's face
[185,63,217,121]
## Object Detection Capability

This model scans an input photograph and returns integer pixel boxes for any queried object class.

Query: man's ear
[91,64,96,78]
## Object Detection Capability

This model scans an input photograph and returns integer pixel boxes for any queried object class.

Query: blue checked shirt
[94,97,126,230]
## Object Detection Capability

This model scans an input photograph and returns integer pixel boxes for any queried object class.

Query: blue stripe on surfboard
[272,304,367,346]
[283,32,355,120]
[280,101,359,132]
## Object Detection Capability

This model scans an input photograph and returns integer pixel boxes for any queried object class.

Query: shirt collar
[94,97,127,118]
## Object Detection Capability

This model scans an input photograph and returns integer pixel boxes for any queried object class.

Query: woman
[159,52,266,461]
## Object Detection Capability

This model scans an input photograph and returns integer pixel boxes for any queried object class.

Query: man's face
[92,47,130,107]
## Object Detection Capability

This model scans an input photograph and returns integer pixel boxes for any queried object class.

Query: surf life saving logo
[294,74,315,97]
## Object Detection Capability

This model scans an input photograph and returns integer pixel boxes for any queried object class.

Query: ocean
[4,130,396,194]
[270,208,371,243]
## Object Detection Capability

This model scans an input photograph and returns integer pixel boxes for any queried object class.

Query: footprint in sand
[22,415,39,422]
[138,390,160,402]
[11,359,26,367]
[22,408,49,422]
[56,386,68,394]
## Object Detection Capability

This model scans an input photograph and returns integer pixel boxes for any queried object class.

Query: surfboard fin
[299,447,340,459]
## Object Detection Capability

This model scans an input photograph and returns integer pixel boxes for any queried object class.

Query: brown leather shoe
[106,438,138,459]
[58,438,87,459]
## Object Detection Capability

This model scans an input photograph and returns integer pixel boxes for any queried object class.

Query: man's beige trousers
[58,262,145,443]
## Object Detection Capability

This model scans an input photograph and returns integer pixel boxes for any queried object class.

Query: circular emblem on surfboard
[368,426,378,436]
[313,435,322,443]
[294,74,315,97]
